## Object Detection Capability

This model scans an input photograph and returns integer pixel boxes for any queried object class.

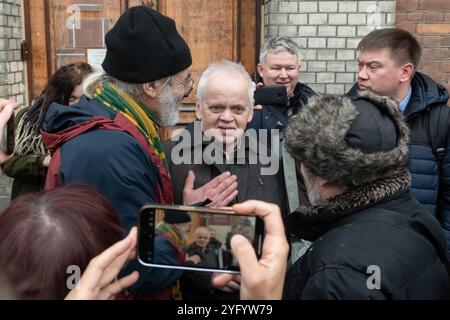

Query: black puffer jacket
[284,171,450,300]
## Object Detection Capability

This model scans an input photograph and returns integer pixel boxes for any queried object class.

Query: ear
[142,83,158,99]
[247,102,254,123]
[316,176,328,189]
[195,101,203,120]
[257,63,264,78]
[400,63,414,83]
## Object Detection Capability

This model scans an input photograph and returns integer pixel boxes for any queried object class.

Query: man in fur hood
[283,91,450,299]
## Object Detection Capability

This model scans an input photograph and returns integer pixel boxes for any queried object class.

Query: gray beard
[303,171,323,206]
[159,85,181,126]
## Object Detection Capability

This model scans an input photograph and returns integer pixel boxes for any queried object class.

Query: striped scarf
[156,222,185,250]
[94,80,169,171]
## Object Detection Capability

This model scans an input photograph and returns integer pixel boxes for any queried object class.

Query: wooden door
[25,0,126,99]
[158,0,257,138]
[25,0,258,133]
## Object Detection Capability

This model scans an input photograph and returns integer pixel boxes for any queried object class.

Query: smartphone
[0,116,15,155]
[138,204,265,274]
[254,85,288,106]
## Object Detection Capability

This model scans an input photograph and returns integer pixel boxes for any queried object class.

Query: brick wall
[396,0,450,93]
[0,0,25,209]
[264,0,397,94]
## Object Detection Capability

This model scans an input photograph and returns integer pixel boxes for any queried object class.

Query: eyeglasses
[163,75,195,98]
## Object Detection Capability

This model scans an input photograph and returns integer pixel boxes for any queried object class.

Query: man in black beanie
[41,6,195,299]
[282,91,450,299]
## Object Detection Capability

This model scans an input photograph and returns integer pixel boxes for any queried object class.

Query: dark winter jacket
[2,108,47,199]
[248,82,316,132]
[283,171,450,300]
[349,72,450,255]
[42,96,177,297]
[163,121,289,216]
[181,243,238,300]
[247,82,316,210]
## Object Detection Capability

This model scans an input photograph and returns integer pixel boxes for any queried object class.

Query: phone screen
[138,205,264,274]
[254,85,288,106]
[0,116,15,155]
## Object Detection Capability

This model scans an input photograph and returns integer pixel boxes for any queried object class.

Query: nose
[358,66,368,80]
[220,108,234,122]
[279,68,288,78]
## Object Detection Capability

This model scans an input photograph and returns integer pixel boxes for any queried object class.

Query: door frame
[23,0,262,102]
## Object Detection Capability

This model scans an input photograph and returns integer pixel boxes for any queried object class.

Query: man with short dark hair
[283,92,450,299]
[348,28,450,256]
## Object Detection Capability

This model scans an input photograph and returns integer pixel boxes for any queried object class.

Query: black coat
[181,244,237,300]
[247,82,316,211]
[284,173,450,300]
[248,82,316,132]
[163,121,289,216]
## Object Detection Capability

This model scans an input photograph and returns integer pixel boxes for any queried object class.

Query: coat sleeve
[437,140,450,254]
[1,107,47,178]
[2,154,47,178]
[60,130,183,296]
[126,236,183,296]
[59,130,159,231]
[301,267,387,300]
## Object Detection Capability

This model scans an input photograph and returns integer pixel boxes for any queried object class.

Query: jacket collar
[347,73,450,119]
[404,72,449,118]
[285,169,411,241]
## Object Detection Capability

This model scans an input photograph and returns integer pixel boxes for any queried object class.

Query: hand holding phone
[213,200,289,300]
[138,204,265,274]
[254,85,288,106]
[0,99,19,162]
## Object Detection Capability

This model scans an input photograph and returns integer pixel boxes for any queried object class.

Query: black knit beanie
[164,210,191,225]
[102,6,192,84]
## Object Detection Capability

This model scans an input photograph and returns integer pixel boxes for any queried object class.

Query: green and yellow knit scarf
[94,80,168,171]
[156,222,185,249]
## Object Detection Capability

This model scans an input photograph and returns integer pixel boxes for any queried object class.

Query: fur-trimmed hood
[285,91,410,187]
[285,169,411,241]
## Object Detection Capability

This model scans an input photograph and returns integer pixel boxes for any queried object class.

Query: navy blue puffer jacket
[349,72,450,256]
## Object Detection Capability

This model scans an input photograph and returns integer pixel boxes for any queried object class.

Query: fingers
[98,271,139,300]
[183,170,196,192]
[232,201,285,238]
[209,183,238,207]
[203,171,233,190]
[225,280,240,291]
[0,103,16,127]
[81,228,136,290]
[186,254,201,264]
[207,175,237,202]
[0,99,20,112]
[212,190,238,207]
[230,234,259,278]
[98,227,138,286]
[212,273,234,289]
[232,201,288,274]
[0,153,14,165]
[254,104,263,110]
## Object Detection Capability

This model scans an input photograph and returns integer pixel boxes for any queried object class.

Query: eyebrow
[358,59,382,65]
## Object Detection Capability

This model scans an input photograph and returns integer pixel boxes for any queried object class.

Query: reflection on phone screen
[138,206,263,273]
